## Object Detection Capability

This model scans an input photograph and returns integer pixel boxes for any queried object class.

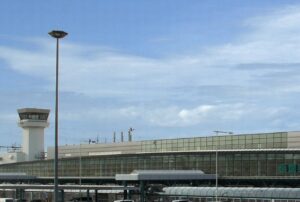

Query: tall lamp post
[79,142,83,199]
[49,30,68,202]
[213,130,233,202]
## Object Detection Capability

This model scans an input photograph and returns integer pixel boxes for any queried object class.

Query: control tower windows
[19,113,49,121]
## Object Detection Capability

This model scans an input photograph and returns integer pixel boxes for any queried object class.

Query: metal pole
[49,30,67,202]
[79,143,82,198]
[54,37,59,202]
[213,130,233,202]
[215,131,218,202]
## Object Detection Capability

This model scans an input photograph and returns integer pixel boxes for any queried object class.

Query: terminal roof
[116,170,215,181]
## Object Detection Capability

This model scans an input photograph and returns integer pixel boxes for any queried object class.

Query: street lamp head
[48,30,68,39]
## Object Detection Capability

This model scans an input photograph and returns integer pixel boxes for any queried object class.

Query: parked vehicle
[0,198,14,202]
[113,200,134,202]
[68,197,93,202]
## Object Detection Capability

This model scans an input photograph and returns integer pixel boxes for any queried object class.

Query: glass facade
[141,132,288,152]
[0,150,300,178]
[0,132,298,179]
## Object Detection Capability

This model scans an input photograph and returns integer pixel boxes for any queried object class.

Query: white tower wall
[22,127,45,161]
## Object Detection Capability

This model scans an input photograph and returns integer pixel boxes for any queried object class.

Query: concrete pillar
[58,189,64,202]
[123,181,128,199]
[87,189,90,202]
[95,190,98,202]
[140,181,145,202]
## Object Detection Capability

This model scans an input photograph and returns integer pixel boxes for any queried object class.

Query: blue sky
[1,0,300,148]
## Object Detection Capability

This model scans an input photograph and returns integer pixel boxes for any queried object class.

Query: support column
[15,188,25,200]
[58,189,64,202]
[123,181,128,200]
[95,190,98,202]
[140,181,145,202]
[87,189,90,202]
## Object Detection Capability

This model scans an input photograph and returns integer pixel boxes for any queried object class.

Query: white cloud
[1,4,300,135]
[178,105,215,123]
[83,103,289,128]
[1,5,299,95]
[206,6,300,65]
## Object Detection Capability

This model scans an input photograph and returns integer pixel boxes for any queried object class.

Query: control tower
[18,108,50,161]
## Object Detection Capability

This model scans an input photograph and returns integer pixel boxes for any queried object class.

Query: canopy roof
[163,187,300,199]
[116,170,215,181]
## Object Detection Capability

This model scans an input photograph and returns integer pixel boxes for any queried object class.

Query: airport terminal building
[40,131,300,184]
[1,108,300,201]
[0,109,299,186]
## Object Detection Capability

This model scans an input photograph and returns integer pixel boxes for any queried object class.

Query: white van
[0,198,14,202]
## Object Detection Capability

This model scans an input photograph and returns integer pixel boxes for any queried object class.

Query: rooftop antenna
[121,131,124,142]
[128,127,135,142]
[113,131,116,143]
